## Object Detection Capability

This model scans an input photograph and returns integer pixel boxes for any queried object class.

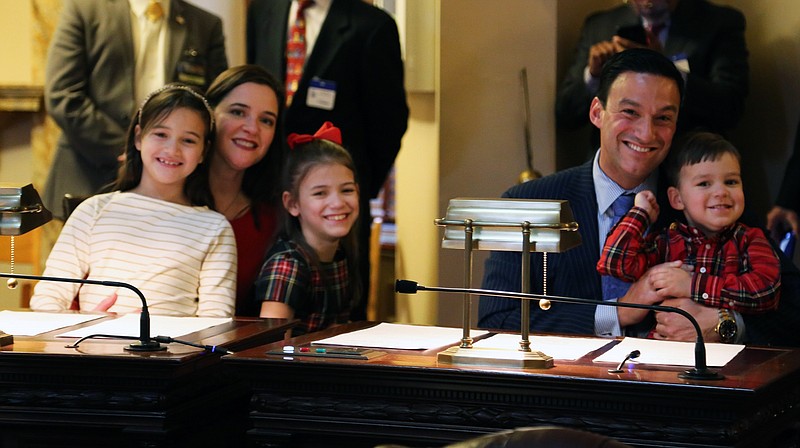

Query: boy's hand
[649,261,692,298]
[634,190,659,223]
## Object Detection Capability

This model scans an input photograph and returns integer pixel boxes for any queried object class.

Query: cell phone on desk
[615,25,648,45]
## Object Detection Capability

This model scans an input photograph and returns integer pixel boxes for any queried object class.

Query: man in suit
[556,0,749,159]
[479,48,800,347]
[44,0,228,218]
[247,0,409,321]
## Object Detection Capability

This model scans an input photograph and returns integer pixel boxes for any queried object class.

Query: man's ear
[667,186,684,210]
[589,97,604,129]
[283,191,300,217]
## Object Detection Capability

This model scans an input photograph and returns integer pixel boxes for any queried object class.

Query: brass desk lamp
[433,198,580,368]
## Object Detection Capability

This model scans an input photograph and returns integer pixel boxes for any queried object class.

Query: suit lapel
[107,0,135,97]
[569,161,600,260]
[109,0,134,76]
[664,0,698,58]
[261,0,291,76]
[165,0,187,80]
[303,0,350,84]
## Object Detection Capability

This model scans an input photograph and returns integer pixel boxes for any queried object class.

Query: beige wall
[3,0,800,325]
[0,0,36,188]
[432,0,558,327]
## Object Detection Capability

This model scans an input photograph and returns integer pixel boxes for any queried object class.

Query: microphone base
[0,331,12,347]
[437,346,554,369]
[125,340,168,352]
[678,368,725,381]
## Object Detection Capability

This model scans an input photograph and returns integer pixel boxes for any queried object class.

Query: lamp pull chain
[539,253,551,310]
[7,237,18,289]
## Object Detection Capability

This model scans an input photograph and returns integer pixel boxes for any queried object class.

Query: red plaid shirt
[597,207,780,313]
[256,239,351,335]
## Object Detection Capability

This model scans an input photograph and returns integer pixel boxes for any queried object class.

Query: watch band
[715,309,737,343]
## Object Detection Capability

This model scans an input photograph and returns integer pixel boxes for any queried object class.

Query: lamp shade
[436,198,580,252]
[0,183,53,235]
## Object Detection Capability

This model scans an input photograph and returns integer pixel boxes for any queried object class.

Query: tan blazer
[44,0,228,217]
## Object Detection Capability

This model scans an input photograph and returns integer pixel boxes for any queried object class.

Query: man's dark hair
[596,48,685,106]
[666,131,742,187]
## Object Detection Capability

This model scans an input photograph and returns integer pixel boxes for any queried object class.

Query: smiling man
[478,48,685,336]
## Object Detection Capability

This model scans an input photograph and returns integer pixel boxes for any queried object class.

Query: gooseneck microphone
[395,279,724,380]
[1,272,165,352]
[1,272,236,354]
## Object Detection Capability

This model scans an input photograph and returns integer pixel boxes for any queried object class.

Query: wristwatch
[715,309,737,343]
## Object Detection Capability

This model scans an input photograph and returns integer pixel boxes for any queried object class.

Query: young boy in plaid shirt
[597,132,781,340]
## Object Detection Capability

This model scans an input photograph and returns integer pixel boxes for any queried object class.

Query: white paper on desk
[593,337,745,367]
[0,310,103,336]
[57,314,232,339]
[473,334,613,360]
[313,322,489,350]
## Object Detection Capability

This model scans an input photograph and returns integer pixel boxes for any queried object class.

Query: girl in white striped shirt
[31,85,237,317]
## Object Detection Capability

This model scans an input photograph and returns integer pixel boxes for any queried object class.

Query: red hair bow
[287,121,343,149]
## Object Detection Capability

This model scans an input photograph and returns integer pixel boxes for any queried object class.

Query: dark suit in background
[556,0,749,149]
[247,0,409,320]
[44,0,228,218]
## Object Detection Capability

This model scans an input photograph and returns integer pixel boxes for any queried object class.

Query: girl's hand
[634,190,659,223]
[92,292,118,313]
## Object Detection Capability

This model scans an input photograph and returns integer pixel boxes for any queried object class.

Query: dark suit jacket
[479,161,602,335]
[478,159,800,347]
[555,0,749,137]
[776,120,800,214]
[44,0,228,218]
[247,0,409,200]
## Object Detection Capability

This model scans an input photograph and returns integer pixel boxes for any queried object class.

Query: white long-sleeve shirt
[31,192,237,317]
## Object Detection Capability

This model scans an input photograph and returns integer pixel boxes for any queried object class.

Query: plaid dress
[255,238,351,335]
[597,207,781,313]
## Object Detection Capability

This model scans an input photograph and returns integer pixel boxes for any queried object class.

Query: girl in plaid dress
[255,122,361,335]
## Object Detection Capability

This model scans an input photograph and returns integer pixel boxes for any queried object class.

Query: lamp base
[437,345,554,369]
[0,331,12,347]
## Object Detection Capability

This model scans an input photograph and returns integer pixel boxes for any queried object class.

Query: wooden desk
[0,315,294,448]
[225,322,800,448]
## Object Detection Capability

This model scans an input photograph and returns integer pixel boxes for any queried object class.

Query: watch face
[719,319,737,342]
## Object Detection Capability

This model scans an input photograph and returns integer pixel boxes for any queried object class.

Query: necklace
[222,191,250,219]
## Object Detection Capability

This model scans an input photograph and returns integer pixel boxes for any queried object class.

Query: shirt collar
[129,0,171,20]
[592,149,658,215]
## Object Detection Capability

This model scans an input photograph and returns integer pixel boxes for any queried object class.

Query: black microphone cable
[66,334,234,355]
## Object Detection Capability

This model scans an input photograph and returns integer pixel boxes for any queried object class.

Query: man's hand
[589,34,664,79]
[617,264,672,327]
[588,40,618,77]
[653,297,720,342]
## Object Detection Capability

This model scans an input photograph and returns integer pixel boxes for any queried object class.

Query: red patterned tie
[286,0,314,106]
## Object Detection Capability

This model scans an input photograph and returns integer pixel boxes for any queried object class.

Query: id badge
[306,78,336,110]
